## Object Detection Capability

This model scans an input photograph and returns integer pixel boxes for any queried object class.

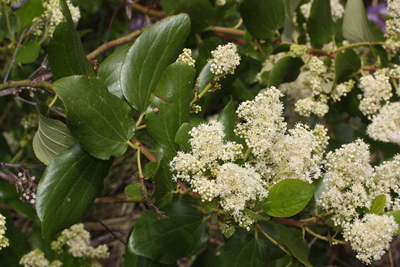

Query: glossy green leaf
[175,122,196,151]
[280,228,312,267]
[268,57,304,87]
[121,14,191,112]
[128,199,209,264]
[240,0,285,40]
[15,41,40,64]
[36,144,113,238]
[217,98,243,144]
[383,210,400,236]
[151,158,175,208]
[281,0,301,42]
[307,0,336,48]
[334,48,361,84]
[342,0,378,43]
[217,230,269,267]
[195,37,223,74]
[124,250,177,267]
[170,0,215,33]
[146,62,195,159]
[124,183,144,198]
[53,75,135,160]
[33,113,76,165]
[262,179,314,217]
[369,195,386,215]
[48,0,95,80]
[97,45,130,99]
[17,0,44,28]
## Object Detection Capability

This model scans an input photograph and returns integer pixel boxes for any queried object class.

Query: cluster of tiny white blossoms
[215,0,226,6]
[300,0,344,22]
[287,44,308,58]
[176,48,195,68]
[208,42,241,76]
[385,0,400,47]
[20,249,62,267]
[358,71,392,118]
[32,0,80,36]
[171,88,329,230]
[367,102,400,144]
[0,213,9,251]
[51,223,109,259]
[294,95,329,117]
[342,214,398,265]
[331,80,355,102]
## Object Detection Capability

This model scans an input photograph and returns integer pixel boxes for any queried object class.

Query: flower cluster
[342,214,398,265]
[51,223,109,259]
[176,48,195,68]
[20,249,62,267]
[0,213,9,251]
[208,43,241,76]
[367,102,400,144]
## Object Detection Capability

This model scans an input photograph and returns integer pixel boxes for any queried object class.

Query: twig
[91,212,127,245]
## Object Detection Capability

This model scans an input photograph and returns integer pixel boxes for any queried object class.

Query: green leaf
[124,183,144,198]
[17,0,44,28]
[371,45,389,67]
[121,14,191,112]
[33,113,76,165]
[334,48,361,84]
[217,98,243,144]
[15,41,40,64]
[128,199,209,264]
[240,0,285,40]
[383,210,400,236]
[97,45,130,99]
[281,0,301,42]
[151,158,175,208]
[243,209,270,222]
[0,180,36,220]
[170,0,215,33]
[262,179,314,217]
[217,229,270,267]
[53,75,135,160]
[124,250,177,267]
[146,62,196,159]
[280,228,312,267]
[36,144,113,238]
[268,57,304,87]
[47,0,95,80]
[307,0,336,48]
[195,37,223,74]
[369,195,386,215]
[342,0,378,43]
[175,122,196,151]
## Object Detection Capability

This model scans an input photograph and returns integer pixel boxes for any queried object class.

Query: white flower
[343,214,398,265]
[20,249,50,267]
[367,102,400,144]
[294,95,329,117]
[0,214,9,251]
[209,43,241,75]
[176,48,195,67]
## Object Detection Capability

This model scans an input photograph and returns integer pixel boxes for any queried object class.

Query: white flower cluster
[287,44,308,58]
[208,43,241,76]
[300,0,344,21]
[295,95,329,117]
[358,71,392,118]
[367,102,400,144]
[215,0,226,6]
[331,80,355,102]
[20,249,62,267]
[386,0,400,38]
[0,213,9,251]
[176,48,195,68]
[33,0,80,36]
[343,214,398,265]
[171,88,329,229]
[51,224,109,259]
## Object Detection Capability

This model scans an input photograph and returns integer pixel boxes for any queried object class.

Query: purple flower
[367,2,389,33]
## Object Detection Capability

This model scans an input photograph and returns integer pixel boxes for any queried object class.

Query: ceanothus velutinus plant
[1,0,400,266]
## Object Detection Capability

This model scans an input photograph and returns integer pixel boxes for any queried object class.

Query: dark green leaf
[121,14,191,112]
[170,0,215,33]
[307,0,336,48]
[334,48,361,84]
[36,144,113,238]
[0,180,36,220]
[280,228,312,267]
[47,0,95,80]
[281,0,301,42]
[342,0,378,43]
[383,210,400,236]
[262,179,314,217]
[369,195,386,215]
[97,45,130,99]
[268,57,304,87]
[151,158,175,208]
[128,199,209,265]
[124,183,144,198]
[146,62,196,159]
[240,0,285,39]
[217,98,243,144]
[53,76,135,160]
[371,45,389,67]
[175,122,196,151]
[243,209,270,222]
[217,229,270,267]
[17,0,44,28]
[15,41,40,64]
[195,37,223,74]
[33,113,76,165]
[124,250,177,267]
